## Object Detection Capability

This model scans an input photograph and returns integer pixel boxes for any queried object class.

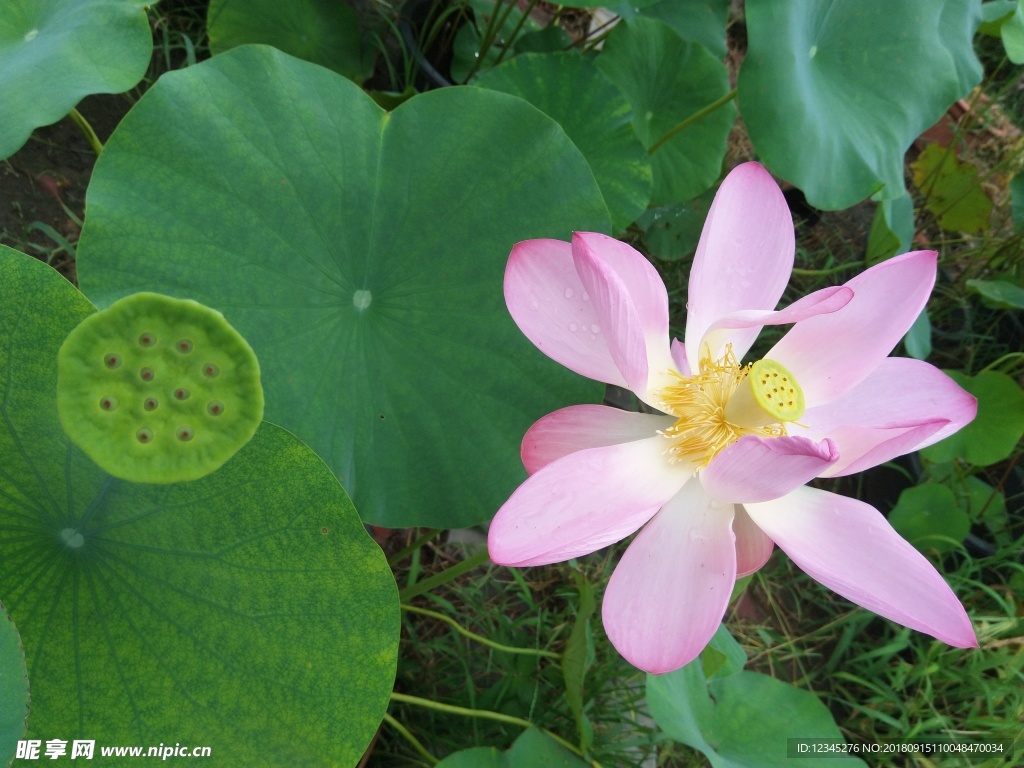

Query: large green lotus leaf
[912,144,993,234]
[0,0,152,160]
[963,476,1009,542]
[888,483,969,554]
[966,278,1024,310]
[902,308,932,361]
[207,0,372,83]
[698,623,746,681]
[0,600,29,766]
[597,17,735,205]
[435,727,590,768]
[978,0,1017,37]
[738,0,983,210]
[0,245,399,764]
[648,663,867,767]
[611,0,729,57]
[476,52,652,233]
[76,45,608,529]
[1003,0,1024,63]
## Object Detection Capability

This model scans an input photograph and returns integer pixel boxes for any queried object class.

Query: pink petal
[767,251,938,406]
[799,357,977,475]
[504,238,626,387]
[670,338,690,376]
[571,233,676,401]
[700,435,839,503]
[521,405,674,475]
[488,436,692,567]
[700,285,852,363]
[734,505,774,577]
[802,357,977,447]
[815,421,949,478]
[684,162,795,372]
[602,482,736,674]
[744,487,977,648]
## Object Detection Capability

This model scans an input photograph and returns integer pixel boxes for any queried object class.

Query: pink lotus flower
[488,162,978,674]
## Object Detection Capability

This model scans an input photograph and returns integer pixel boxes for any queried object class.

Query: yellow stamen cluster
[657,346,792,468]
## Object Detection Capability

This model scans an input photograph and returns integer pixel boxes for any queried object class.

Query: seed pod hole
[136,427,154,443]
[138,332,157,347]
[104,353,122,369]
[202,363,219,378]
[207,400,224,416]
[144,397,159,411]
[140,367,155,382]
[99,396,118,411]
[174,387,190,401]
[176,426,195,442]
[176,339,194,354]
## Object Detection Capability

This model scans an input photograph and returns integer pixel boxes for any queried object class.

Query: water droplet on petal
[569,322,578,332]
[581,291,589,302]
[590,323,600,334]
[564,288,574,299]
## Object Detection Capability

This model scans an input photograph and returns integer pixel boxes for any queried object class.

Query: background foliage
[0,0,1022,766]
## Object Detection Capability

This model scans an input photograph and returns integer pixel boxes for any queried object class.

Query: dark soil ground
[1,96,132,285]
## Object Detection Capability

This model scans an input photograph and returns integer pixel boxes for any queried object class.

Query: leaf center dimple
[60,528,85,549]
[352,289,372,311]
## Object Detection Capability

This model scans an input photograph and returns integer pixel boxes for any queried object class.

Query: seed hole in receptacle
[104,353,122,369]
[176,426,195,442]
[207,400,224,416]
[138,332,157,347]
[144,397,158,411]
[202,363,219,378]
[140,367,155,382]
[99,396,118,411]
[174,387,190,401]
[176,339,194,354]
[136,427,154,443]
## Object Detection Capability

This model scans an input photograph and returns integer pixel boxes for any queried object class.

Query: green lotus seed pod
[57,292,264,483]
